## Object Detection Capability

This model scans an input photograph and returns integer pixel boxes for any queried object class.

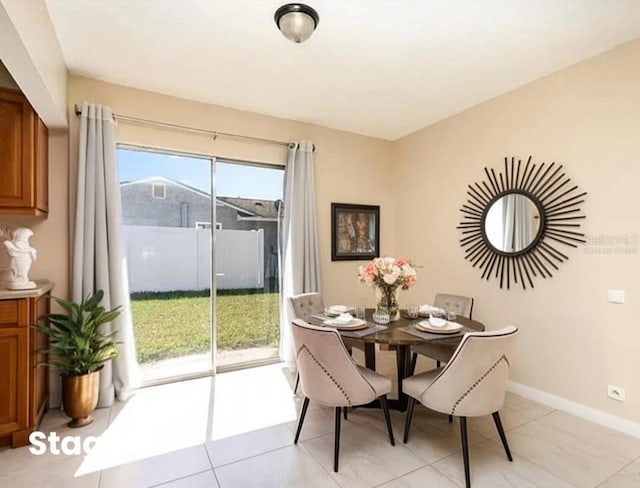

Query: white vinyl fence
[123,225,264,292]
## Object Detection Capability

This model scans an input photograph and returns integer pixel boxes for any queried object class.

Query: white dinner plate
[323,318,367,330]
[416,320,463,334]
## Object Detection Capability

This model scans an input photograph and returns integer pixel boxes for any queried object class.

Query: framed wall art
[331,203,380,261]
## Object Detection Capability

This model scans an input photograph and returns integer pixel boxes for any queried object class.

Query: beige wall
[68,75,395,307]
[392,38,640,422]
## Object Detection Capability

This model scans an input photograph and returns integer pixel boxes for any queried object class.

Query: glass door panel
[117,146,214,384]
[214,160,284,370]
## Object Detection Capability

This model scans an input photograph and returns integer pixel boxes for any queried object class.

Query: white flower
[402,265,416,277]
[383,270,399,284]
[357,256,418,290]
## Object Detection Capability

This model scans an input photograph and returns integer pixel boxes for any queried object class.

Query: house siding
[121,179,279,281]
[121,181,211,227]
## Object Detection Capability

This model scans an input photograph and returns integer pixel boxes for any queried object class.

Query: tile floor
[1,361,639,488]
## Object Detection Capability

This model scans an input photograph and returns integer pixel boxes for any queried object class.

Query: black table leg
[395,345,410,411]
[364,342,376,370]
[361,342,411,412]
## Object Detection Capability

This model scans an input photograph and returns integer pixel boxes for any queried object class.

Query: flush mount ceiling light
[274,3,319,43]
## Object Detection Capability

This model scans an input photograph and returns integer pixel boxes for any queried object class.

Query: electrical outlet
[608,289,625,304]
[607,385,626,402]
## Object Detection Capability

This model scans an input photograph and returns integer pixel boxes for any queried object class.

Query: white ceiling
[45,0,640,140]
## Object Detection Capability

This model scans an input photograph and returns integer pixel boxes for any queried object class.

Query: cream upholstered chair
[291,319,395,472]
[434,293,474,318]
[288,292,361,394]
[403,326,518,488]
[288,293,325,394]
[410,293,477,372]
[289,292,325,322]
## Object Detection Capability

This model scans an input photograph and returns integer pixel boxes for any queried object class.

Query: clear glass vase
[375,285,400,321]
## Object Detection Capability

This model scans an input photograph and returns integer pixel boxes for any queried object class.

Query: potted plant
[38,290,121,427]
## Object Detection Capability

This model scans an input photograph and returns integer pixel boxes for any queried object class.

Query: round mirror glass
[484,193,541,253]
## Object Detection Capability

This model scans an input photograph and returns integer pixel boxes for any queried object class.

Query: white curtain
[502,194,516,252]
[73,102,139,407]
[279,141,321,364]
[502,194,534,252]
[513,194,533,251]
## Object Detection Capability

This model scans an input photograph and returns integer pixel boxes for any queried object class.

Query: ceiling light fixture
[274,3,319,44]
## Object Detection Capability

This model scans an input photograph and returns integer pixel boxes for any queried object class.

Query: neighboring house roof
[120,176,282,220]
[120,175,210,199]
[216,197,280,219]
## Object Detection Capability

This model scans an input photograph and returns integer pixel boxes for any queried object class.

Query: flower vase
[375,285,400,321]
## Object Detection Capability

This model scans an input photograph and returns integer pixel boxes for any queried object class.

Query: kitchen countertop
[0,279,54,299]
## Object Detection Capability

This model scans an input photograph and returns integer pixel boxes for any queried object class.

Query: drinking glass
[430,309,444,320]
[372,311,390,325]
[445,310,457,322]
[405,304,419,319]
[354,305,366,319]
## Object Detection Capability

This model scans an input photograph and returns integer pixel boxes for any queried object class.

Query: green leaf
[83,290,104,312]
[40,289,122,375]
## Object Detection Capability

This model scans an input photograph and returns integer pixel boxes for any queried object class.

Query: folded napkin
[332,313,354,324]
[428,316,447,327]
[419,304,444,314]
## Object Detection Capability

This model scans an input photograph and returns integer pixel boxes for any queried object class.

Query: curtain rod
[73,104,293,149]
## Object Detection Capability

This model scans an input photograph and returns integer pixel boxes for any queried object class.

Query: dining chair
[289,292,326,322]
[288,292,361,395]
[288,292,325,394]
[434,293,474,319]
[291,318,395,472]
[409,293,477,373]
[402,326,518,488]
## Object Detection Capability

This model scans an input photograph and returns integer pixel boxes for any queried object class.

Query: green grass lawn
[131,291,280,363]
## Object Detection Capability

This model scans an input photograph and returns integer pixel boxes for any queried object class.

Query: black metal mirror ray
[457,156,586,289]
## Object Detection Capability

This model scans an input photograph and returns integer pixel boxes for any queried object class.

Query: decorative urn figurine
[3,227,37,290]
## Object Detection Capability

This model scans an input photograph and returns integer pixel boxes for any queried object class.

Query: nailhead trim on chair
[298,345,352,406]
[450,354,510,415]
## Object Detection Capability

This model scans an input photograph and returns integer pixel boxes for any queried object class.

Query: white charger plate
[416,320,463,334]
[323,318,367,330]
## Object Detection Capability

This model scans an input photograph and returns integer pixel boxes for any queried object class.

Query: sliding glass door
[214,160,284,371]
[118,146,214,384]
[117,147,283,383]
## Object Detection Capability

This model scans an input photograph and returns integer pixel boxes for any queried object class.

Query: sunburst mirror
[457,156,586,289]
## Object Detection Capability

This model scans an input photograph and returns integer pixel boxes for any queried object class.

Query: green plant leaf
[40,289,122,376]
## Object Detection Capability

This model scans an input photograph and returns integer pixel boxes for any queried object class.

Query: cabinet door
[0,328,28,435]
[0,88,36,210]
[35,117,49,213]
[30,294,50,426]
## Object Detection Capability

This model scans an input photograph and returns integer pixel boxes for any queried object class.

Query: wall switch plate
[608,385,626,402]
[608,289,625,304]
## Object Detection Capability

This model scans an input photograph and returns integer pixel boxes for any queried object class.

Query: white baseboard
[507,381,640,439]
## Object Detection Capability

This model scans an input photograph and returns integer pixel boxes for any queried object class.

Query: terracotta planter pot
[61,371,100,428]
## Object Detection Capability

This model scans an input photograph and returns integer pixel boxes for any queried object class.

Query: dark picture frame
[331,203,380,261]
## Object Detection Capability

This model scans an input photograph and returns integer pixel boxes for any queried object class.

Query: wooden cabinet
[0,282,52,448]
[0,87,48,216]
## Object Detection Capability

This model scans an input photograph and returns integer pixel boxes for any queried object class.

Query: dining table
[312,308,485,412]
